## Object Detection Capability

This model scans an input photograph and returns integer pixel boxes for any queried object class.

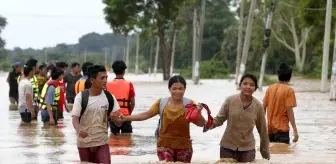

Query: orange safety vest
[106,79,131,115]
[75,77,88,95]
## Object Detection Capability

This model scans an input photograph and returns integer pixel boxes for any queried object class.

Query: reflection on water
[0,73,336,163]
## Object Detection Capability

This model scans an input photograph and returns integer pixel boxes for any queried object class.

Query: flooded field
[0,73,335,164]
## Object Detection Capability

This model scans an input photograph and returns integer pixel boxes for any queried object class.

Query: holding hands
[110,111,124,127]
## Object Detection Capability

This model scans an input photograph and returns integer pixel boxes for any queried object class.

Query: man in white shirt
[71,65,120,164]
[18,65,35,123]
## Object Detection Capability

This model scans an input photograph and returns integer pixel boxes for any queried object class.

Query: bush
[180,60,230,79]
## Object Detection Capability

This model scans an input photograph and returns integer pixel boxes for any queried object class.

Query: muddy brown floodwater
[0,73,335,164]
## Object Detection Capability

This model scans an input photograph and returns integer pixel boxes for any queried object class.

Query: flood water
[0,73,335,164]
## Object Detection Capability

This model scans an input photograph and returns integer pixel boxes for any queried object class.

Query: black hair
[50,67,64,80]
[112,60,127,75]
[26,59,38,67]
[23,65,34,76]
[168,75,187,89]
[82,62,93,76]
[71,62,80,68]
[239,73,258,90]
[88,65,106,79]
[277,63,292,82]
[39,64,47,70]
[56,61,68,69]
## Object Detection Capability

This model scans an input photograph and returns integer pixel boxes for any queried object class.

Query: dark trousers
[20,110,32,123]
[269,132,290,144]
[32,105,39,120]
[220,147,256,163]
[109,121,133,135]
[78,144,111,164]
[41,110,59,125]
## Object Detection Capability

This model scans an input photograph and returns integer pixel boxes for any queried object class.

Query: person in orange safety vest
[106,60,135,134]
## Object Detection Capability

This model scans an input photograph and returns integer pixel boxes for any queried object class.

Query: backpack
[78,89,114,125]
[154,97,190,139]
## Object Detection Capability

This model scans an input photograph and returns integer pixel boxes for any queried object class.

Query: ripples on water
[0,73,335,164]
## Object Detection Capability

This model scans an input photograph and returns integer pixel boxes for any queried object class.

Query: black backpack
[78,89,114,125]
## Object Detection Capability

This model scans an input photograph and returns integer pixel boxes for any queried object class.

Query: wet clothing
[64,73,82,103]
[263,83,297,134]
[109,121,133,134]
[106,78,135,134]
[269,132,290,144]
[41,110,58,125]
[7,71,20,103]
[20,109,32,123]
[78,144,110,164]
[18,78,34,113]
[220,147,256,163]
[149,98,195,150]
[40,81,61,125]
[71,91,120,148]
[157,147,193,163]
[214,94,269,153]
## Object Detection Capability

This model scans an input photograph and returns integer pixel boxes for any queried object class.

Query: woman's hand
[260,149,270,160]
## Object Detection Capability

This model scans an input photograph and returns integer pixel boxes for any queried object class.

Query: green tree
[0,16,7,48]
[103,0,195,80]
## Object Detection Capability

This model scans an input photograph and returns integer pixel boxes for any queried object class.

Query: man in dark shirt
[7,62,22,104]
[64,62,82,103]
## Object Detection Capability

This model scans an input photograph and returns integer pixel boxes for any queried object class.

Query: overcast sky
[0,0,112,49]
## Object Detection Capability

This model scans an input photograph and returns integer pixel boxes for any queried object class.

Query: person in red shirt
[106,60,135,134]
[56,62,69,119]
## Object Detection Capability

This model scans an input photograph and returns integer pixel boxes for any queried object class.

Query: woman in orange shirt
[112,75,205,163]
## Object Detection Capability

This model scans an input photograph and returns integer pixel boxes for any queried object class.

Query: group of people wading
[8,59,300,163]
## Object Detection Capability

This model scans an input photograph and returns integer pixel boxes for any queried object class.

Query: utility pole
[258,0,276,91]
[135,34,140,74]
[44,49,48,63]
[240,0,257,74]
[149,38,153,76]
[192,7,198,82]
[84,49,87,62]
[321,0,332,92]
[125,36,130,73]
[104,48,108,67]
[170,30,177,77]
[154,37,159,76]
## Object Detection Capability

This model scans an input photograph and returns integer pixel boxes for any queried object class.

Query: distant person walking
[263,63,299,144]
[71,65,120,164]
[106,60,135,134]
[330,60,336,101]
[37,64,48,95]
[75,62,93,94]
[18,64,35,123]
[209,73,270,163]
[55,61,69,119]
[64,62,82,104]
[7,62,22,105]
